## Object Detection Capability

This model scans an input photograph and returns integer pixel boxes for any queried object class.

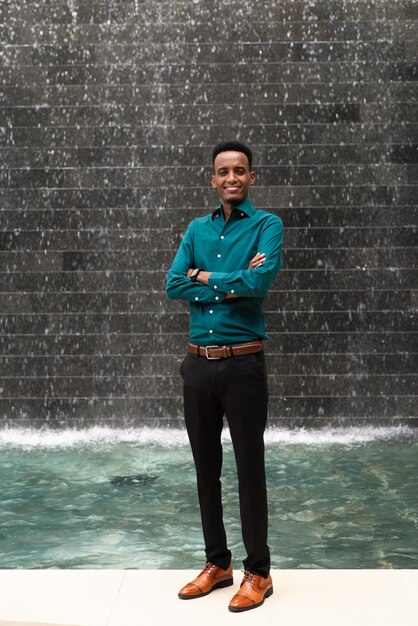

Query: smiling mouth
[224,186,241,191]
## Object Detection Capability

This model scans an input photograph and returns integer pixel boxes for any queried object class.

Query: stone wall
[1,0,417,427]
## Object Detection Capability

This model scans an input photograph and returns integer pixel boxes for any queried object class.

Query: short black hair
[212,141,253,170]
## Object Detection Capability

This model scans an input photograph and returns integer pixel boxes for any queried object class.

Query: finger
[248,253,266,269]
[248,258,265,269]
[249,252,265,265]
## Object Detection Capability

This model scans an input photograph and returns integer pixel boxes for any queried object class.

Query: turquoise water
[1,426,417,569]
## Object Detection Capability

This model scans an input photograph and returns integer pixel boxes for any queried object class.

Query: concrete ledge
[0,570,417,626]
[0,622,79,626]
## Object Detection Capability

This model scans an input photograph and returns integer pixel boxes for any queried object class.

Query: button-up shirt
[166,197,284,345]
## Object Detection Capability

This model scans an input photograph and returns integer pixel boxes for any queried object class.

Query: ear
[210,174,217,188]
[249,171,256,185]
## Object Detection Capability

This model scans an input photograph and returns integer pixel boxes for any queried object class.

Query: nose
[226,169,238,183]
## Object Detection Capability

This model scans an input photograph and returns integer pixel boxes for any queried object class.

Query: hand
[186,268,211,285]
[248,252,265,269]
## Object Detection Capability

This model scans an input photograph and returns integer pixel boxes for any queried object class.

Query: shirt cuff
[208,272,238,296]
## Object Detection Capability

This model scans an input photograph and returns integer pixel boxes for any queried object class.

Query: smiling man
[166,141,284,612]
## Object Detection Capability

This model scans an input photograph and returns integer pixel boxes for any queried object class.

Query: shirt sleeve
[166,221,228,303]
[208,216,284,298]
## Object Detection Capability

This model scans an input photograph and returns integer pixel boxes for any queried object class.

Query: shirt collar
[211,197,255,220]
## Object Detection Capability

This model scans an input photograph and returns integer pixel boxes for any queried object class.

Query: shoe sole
[228,585,273,612]
[178,577,234,599]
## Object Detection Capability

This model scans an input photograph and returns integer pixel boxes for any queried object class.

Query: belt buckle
[205,345,221,360]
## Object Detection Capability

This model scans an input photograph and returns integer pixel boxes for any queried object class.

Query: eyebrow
[217,166,247,173]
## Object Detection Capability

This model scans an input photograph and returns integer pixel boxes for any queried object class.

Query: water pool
[1,426,417,569]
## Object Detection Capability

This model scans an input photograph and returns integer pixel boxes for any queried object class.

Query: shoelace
[200,562,217,577]
[241,570,257,588]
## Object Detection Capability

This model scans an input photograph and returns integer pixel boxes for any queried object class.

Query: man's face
[211,150,256,206]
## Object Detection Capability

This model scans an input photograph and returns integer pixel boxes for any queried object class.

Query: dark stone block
[0,87,38,107]
[0,251,62,273]
[406,165,418,184]
[0,229,180,252]
[266,289,412,312]
[0,332,188,358]
[0,107,51,127]
[0,271,166,293]
[397,186,418,205]
[397,104,418,123]
[267,374,417,396]
[0,354,180,378]
[62,251,87,271]
[264,311,417,334]
[32,44,96,65]
[0,396,185,423]
[0,232,16,250]
[285,226,417,248]
[390,145,418,164]
[391,63,418,80]
[266,353,418,376]
[268,396,408,420]
[282,269,415,290]
[268,331,416,355]
[0,315,16,333]
[0,293,33,314]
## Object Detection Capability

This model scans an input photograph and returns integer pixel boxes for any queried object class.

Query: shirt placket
[210,211,243,300]
[205,212,226,340]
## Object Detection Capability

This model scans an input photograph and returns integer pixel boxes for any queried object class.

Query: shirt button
[220,235,224,239]
[195,296,199,300]
[217,254,221,258]
[215,296,219,301]
[241,212,244,216]
[214,285,217,289]
[209,329,214,334]
[209,309,213,314]
[230,290,235,294]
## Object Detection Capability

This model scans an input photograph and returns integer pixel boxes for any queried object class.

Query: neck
[222,203,233,222]
[222,198,243,221]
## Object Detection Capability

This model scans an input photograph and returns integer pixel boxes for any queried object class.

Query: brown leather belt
[187,340,263,360]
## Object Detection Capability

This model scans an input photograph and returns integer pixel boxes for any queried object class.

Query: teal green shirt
[166,197,284,345]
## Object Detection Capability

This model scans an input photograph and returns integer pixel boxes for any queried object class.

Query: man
[166,141,284,612]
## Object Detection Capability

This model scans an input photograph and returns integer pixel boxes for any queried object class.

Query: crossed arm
[185,253,266,299]
[166,217,283,302]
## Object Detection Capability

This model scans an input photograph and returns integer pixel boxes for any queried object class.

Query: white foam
[0,426,187,449]
[0,424,415,449]
[264,425,415,446]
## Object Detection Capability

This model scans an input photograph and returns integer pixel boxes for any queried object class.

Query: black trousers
[180,349,270,578]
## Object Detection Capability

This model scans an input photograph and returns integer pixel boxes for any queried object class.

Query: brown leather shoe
[178,562,233,599]
[228,570,273,612]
